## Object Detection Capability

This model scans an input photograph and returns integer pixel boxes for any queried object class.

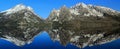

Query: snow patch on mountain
[3,4,33,15]
[70,3,119,17]
[70,9,80,15]
[71,3,102,17]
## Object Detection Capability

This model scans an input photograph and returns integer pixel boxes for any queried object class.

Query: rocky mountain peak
[75,2,88,8]
[0,3,120,49]
[3,4,33,15]
[71,3,120,16]
[47,3,120,22]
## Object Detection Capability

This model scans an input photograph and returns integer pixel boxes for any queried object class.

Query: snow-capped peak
[70,3,103,16]
[94,6,118,14]
[3,4,33,15]
[70,3,120,17]
[76,2,88,8]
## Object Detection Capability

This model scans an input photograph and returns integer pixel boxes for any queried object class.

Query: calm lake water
[0,31,120,49]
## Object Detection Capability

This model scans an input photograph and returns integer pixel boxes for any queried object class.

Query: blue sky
[0,0,120,19]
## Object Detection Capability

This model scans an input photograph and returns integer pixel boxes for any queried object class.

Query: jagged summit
[0,3,120,48]
[47,3,120,22]
[2,4,33,15]
[75,2,88,8]
[72,2,116,11]
[70,3,120,16]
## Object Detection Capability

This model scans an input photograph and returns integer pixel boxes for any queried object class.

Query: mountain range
[0,3,120,48]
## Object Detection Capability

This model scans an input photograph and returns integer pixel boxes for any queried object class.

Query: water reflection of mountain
[0,24,120,48]
[0,25,44,46]
[48,25,120,48]
[0,3,120,49]
[1,23,120,48]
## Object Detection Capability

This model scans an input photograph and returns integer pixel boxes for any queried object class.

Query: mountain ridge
[47,3,120,22]
[0,3,120,48]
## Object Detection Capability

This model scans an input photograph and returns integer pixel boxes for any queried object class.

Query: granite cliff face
[0,3,120,48]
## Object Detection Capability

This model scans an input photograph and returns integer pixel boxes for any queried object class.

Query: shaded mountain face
[0,3,120,48]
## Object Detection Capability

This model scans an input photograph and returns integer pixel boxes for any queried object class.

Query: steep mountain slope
[0,4,44,27]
